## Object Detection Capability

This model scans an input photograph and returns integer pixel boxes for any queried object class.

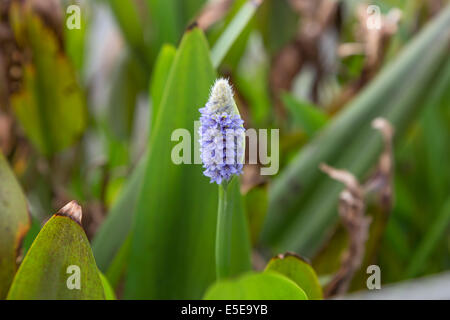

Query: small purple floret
[199,103,245,184]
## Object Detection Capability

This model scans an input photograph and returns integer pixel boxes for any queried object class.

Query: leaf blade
[265,253,323,300]
[7,214,104,300]
[203,271,308,300]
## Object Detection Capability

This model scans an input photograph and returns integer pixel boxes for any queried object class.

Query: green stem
[216,181,232,279]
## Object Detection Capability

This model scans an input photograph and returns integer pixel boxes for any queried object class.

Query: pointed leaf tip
[56,201,82,224]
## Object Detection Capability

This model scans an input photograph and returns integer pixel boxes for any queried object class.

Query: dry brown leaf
[320,163,371,297]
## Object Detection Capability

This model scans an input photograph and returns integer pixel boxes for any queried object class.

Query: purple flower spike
[199,79,245,185]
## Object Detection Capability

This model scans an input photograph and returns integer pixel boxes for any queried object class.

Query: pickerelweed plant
[199,78,245,279]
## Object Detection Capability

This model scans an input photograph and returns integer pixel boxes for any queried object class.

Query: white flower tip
[208,78,234,112]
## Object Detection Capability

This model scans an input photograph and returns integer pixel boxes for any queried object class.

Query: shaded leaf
[0,153,30,299]
[21,216,41,257]
[281,93,328,136]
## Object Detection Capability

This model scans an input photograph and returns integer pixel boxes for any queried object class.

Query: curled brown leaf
[320,163,371,297]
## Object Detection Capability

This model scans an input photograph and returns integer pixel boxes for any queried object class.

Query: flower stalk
[216,181,232,279]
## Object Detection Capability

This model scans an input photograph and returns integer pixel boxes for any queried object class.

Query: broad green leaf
[10,4,87,156]
[262,6,450,256]
[0,153,30,299]
[265,253,323,300]
[281,93,329,136]
[7,205,104,300]
[92,153,147,272]
[150,44,177,130]
[125,28,251,299]
[203,271,308,300]
[99,272,116,300]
